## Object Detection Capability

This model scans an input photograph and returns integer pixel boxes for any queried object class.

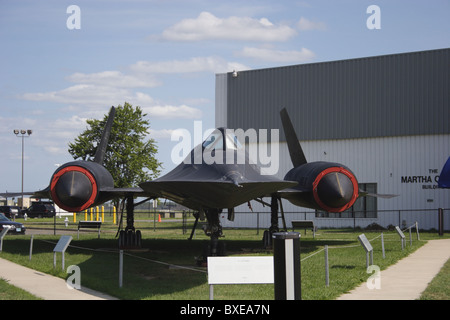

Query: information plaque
[53,235,73,269]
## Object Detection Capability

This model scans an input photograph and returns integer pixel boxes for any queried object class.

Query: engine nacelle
[49,161,114,212]
[283,161,359,213]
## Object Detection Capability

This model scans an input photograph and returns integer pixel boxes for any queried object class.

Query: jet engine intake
[312,167,359,212]
[49,161,114,212]
[283,162,359,213]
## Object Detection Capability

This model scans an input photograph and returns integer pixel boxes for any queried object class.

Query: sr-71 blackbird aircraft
[3,106,393,254]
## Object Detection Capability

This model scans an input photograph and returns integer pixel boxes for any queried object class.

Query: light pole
[13,129,32,210]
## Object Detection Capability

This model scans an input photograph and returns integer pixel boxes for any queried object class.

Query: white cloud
[131,56,249,74]
[22,84,135,107]
[142,105,202,119]
[66,71,161,88]
[160,11,296,42]
[22,85,202,120]
[297,17,326,31]
[148,128,176,139]
[239,46,316,63]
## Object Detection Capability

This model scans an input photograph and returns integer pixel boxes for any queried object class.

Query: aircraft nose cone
[316,172,354,208]
[54,171,93,208]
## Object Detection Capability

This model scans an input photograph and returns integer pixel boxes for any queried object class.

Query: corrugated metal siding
[224,134,450,230]
[215,74,227,128]
[222,48,449,141]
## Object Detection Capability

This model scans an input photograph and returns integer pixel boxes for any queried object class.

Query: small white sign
[358,234,373,253]
[395,226,405,239]
[207,256,274,285]
[53,235,73,253]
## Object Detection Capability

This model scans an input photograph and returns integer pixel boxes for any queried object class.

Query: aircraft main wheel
[127,230,134,247]
[136,230,142,248]
[118,230,142,249]
[118,230,126,248]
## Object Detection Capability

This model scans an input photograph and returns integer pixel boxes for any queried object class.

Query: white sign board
[395,226,405,239]
[358,234,373,253]
[53,235,73,270]
[207,256,274,285]
[53,236,73,252]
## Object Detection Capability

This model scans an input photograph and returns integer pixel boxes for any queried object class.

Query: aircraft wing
[358,190,398,198]
[0,191,39,199]
[140,180,297,210]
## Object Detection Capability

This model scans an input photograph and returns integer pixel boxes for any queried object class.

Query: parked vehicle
[23,202,56,218]
[0,213,26,234]
[0,206,22,219]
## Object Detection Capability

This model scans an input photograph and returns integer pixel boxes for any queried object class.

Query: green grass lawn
[420,257,450,300]
[0,278,42,300]
[0,215,448,300]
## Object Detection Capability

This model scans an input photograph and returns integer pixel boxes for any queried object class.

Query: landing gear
[118,229,142,249]
[263,194,287,249]
[196,208,227,266]
[116,195,144,250]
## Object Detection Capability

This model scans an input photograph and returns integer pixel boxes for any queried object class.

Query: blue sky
[1,0,449,193]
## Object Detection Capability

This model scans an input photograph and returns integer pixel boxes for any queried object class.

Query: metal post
[29,234,34,261]
[409,227,412,246]
[324,245,329,287]
[438,208,444,236]
[0,226,11,252]
[209,284,214,300]
[119,250,123,288]
[273,232,301,300]
[415,221,420,240]
[381,232,385,259]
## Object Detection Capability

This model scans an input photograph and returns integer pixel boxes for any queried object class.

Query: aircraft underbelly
[141,181,294,210]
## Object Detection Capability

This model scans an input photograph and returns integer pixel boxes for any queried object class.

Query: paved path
[0,258,118,300]
[337,239,450,300]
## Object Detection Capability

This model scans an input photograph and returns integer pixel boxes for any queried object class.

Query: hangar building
[215,48,449,230]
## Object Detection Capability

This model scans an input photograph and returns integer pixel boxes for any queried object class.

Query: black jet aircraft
[2,107,297,252]
[2,106,392,255]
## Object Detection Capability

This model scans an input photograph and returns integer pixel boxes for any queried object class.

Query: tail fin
[280,108,307,167]
[94,106,116,164]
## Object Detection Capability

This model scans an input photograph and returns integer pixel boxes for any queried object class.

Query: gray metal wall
[219,48,449,141]
[215,49,450,230]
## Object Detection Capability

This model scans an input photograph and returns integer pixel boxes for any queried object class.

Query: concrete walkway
[0,258,118,300]
[337,239,450,300]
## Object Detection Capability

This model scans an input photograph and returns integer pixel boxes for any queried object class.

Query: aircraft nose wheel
[118,229,142,249]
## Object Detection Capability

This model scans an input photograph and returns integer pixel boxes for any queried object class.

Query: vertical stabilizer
[280,108,307,167]
[94,106,116,164]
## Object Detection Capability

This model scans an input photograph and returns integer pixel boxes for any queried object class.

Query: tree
[68,103,162,189]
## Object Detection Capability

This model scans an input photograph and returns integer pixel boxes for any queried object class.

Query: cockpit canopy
[202,128,243,152]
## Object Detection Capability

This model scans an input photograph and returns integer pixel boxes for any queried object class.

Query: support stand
[273,232,301,300]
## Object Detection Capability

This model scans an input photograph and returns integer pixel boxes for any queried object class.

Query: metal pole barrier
[381,232,385,259]
[119,250,123,288]
[438,208,444,236]
[273,232,301,300]
[409,227,412,246]
[324,245,329,287]
[415,221,420,240]
[209,284,214,300]
[29,234,34,261]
